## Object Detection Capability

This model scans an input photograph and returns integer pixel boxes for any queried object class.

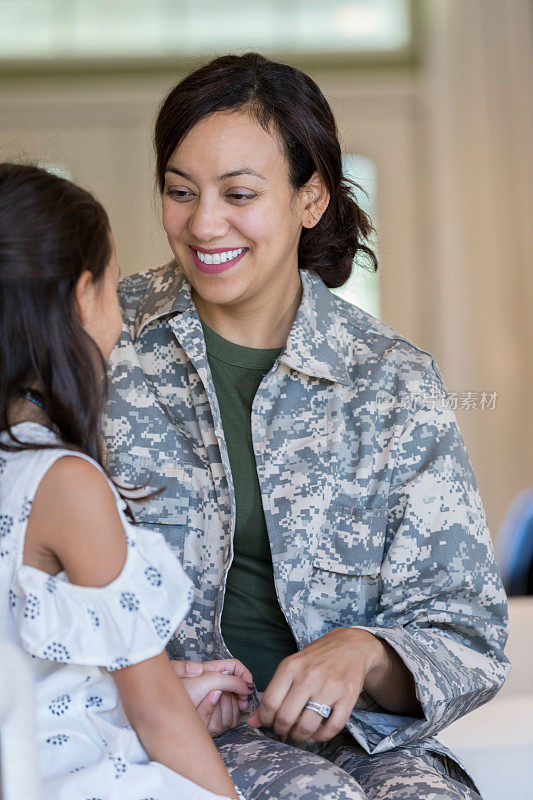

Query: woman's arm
[248,362,509,747]
[358,631,420,714]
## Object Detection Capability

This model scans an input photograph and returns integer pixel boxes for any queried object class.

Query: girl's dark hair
[0,162,110,464]
[155,52,377,287]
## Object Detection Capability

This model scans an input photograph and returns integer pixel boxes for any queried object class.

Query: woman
[0,162,249,800]
[103,53,509,799]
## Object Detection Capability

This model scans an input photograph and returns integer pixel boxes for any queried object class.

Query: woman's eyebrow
[217,168,266,181]
[165,166,266,181]
[165,166,193,180]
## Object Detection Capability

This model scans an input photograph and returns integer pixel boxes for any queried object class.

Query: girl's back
[1,421,230,799]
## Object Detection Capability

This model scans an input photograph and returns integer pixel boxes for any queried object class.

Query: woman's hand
[172,659,254,737]
[246,627,419,743]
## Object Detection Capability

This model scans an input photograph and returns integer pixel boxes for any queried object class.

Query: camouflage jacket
[103,262,509,758]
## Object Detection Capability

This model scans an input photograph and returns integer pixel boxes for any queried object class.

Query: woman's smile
[189,245,249,274]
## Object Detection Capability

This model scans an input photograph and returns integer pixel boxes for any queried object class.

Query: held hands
[173,630,417,743]
[246,627,386,743]
[173,658,255,738]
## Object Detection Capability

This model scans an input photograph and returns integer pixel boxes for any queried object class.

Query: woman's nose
[188,197,229,243]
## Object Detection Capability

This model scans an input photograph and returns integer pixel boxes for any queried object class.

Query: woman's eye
[165,188,195,201]
[226,191,258,203]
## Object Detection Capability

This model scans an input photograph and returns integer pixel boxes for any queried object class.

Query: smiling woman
[103,52,509,800]
[159,108,330,345]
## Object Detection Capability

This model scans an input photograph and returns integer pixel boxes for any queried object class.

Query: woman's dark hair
[155,52,377,287]
[0,162,110,464]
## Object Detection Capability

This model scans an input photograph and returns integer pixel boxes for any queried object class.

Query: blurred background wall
[0,0,531,539]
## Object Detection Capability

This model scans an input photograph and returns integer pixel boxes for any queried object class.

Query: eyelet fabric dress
[0,422,240,800]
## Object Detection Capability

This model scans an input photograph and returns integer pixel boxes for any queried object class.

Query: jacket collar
[133,262,351,386]
[280,271,351,385]
[133,261,193,341]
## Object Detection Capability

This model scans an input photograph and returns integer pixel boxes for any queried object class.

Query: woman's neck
[193,273,303,350]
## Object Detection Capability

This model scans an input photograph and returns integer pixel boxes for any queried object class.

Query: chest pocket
[313,506,388,576]
[106,452,192,526]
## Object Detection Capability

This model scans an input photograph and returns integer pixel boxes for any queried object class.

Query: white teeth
[195,248,244,265]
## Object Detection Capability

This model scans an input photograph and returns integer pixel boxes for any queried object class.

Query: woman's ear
[301,172,330,229]
[74,270,96,328]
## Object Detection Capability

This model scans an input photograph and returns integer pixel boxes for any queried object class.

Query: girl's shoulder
[0,422,125,569]
[26,449,127,579]
[0,422,121,516]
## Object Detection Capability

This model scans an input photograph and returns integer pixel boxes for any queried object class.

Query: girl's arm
[112,652,238,797]
[24,455,239,798]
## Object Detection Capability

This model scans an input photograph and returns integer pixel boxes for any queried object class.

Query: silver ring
[304,701,332,719]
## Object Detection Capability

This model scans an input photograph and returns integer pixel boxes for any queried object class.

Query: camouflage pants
[215,726,481,800]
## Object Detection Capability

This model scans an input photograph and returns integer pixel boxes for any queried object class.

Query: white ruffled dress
[0,422,235,800]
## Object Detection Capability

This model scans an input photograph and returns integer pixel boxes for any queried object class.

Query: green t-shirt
[201,320,298,691]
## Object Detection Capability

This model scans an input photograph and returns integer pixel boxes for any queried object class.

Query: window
[0,0,411,61]
[332,154,380,318]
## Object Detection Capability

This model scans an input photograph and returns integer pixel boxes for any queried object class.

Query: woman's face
[162,110,311,311]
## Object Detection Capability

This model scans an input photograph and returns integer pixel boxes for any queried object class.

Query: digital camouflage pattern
[215,725,481,799]
[103,262,509,793]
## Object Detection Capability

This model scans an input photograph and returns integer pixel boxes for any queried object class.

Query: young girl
[0,163,250,800]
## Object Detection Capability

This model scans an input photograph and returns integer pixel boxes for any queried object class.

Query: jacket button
[223,543,231,563]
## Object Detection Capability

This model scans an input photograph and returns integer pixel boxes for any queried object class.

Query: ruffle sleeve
[15,525,194,671]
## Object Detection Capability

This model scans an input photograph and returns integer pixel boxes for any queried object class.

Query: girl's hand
[199,658,255,709]
[172,658,254,707]
[197,689,241,738]
[172,659,254,737]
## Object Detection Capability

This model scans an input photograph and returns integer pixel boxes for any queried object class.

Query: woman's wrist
[359,632,421,715]
[361,633,395,694]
